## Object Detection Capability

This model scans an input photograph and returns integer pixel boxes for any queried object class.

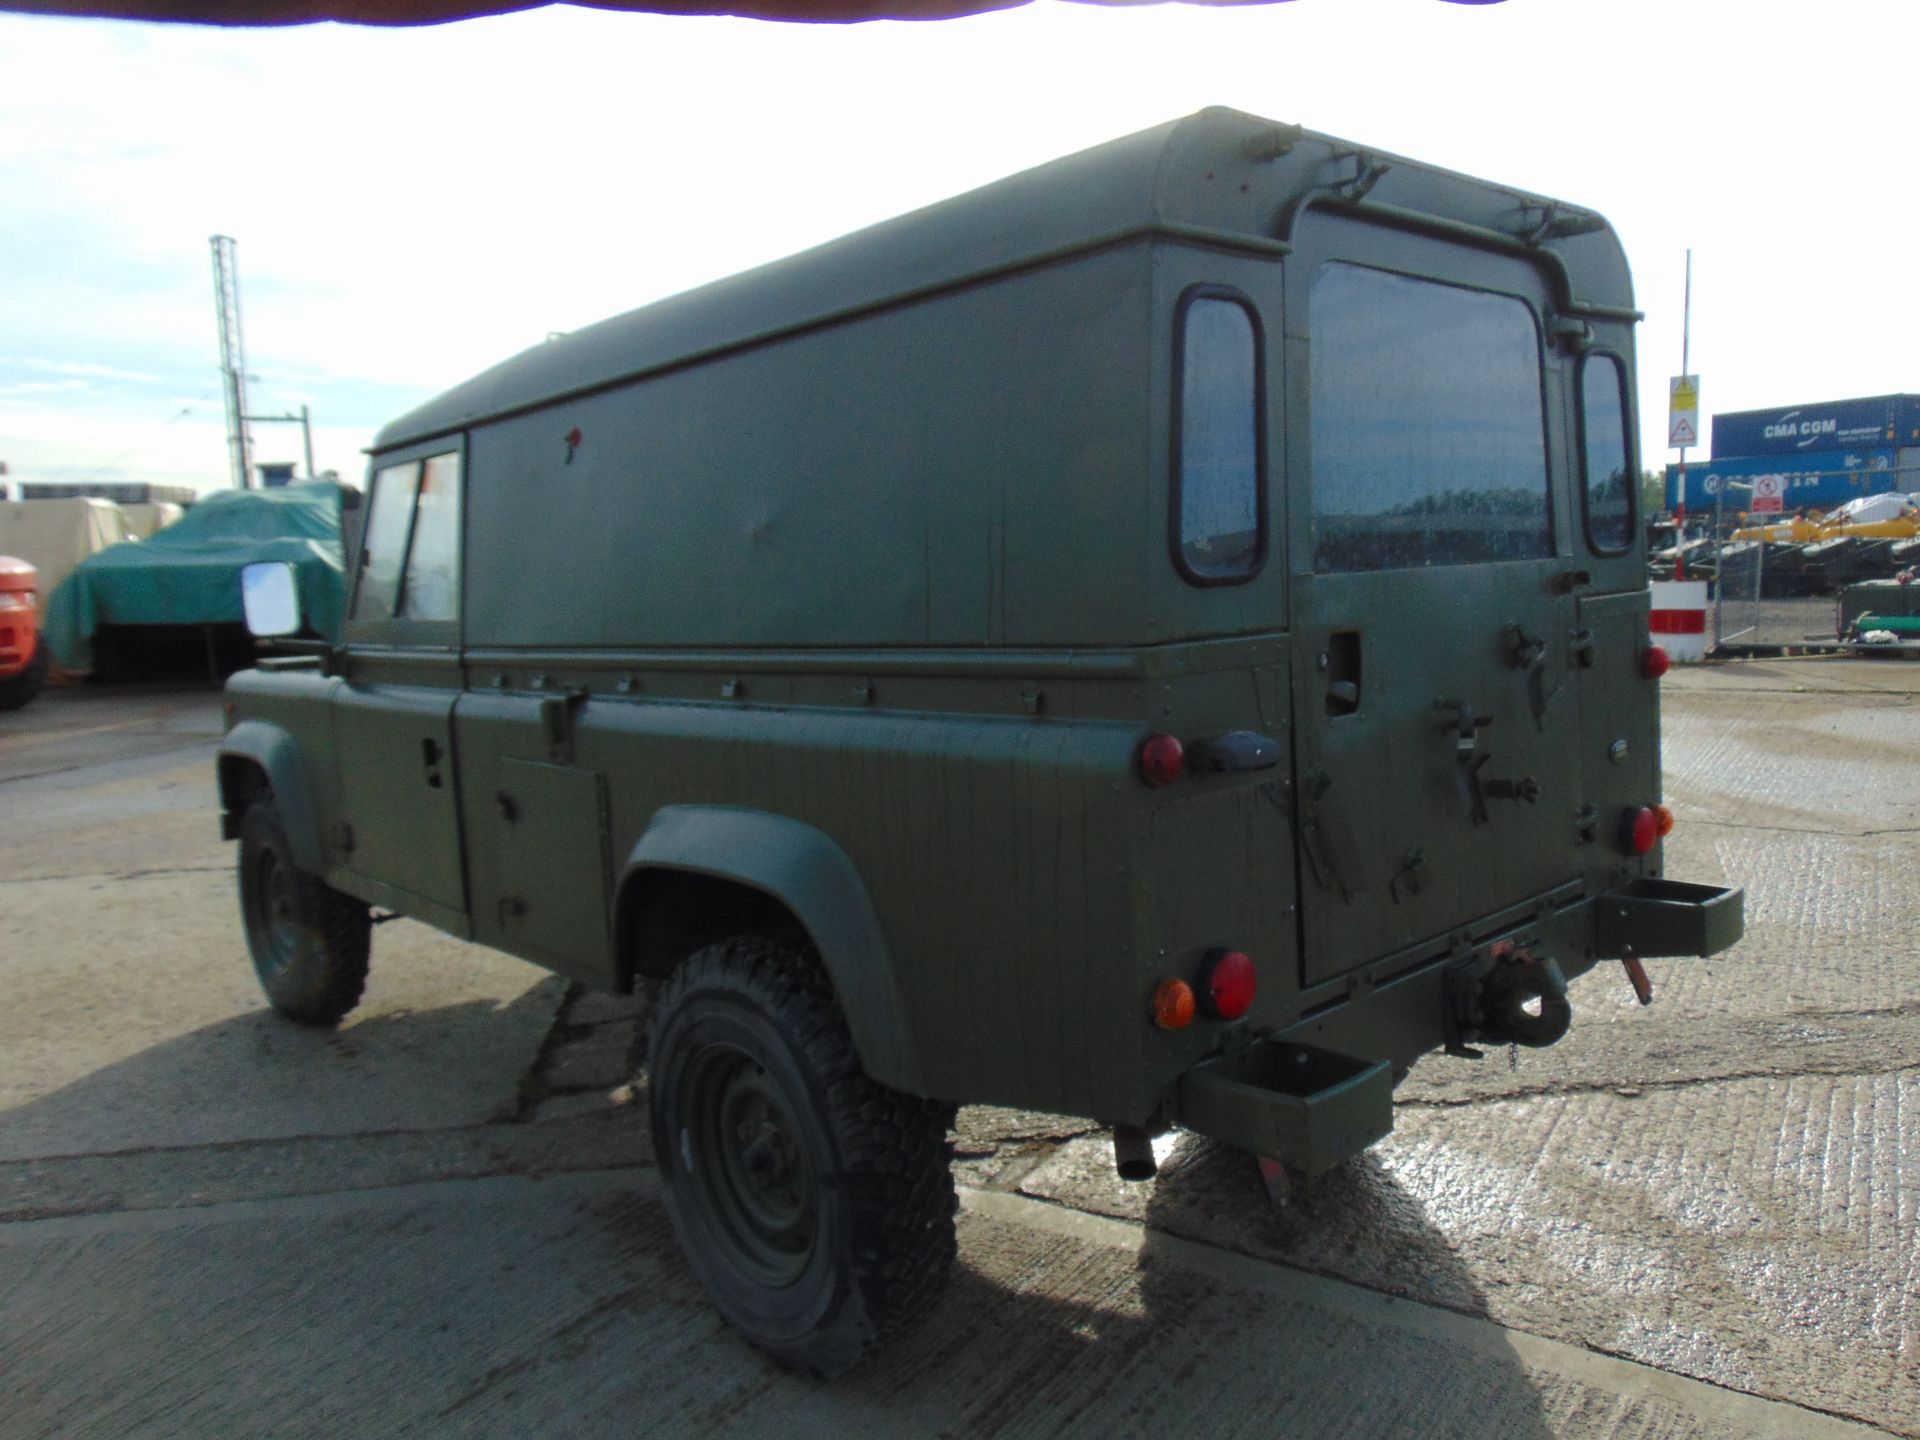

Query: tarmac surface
[1,662,1915,1438]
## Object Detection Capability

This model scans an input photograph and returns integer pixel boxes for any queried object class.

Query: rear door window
[1311,263,1550,572]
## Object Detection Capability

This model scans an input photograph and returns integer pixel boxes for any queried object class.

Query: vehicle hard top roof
[375,107,1634,451]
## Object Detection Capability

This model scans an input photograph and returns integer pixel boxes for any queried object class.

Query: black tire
[0,635,48,712]
[237,799,372,1026]
[647,936,957,1377]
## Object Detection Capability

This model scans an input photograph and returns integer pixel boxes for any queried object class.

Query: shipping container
[1666,448,1899,512]
[1710,395,1908,458]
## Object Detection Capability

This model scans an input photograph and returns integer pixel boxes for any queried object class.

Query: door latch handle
[1505,624,1548,671]
[1437,700,1494,752]
[1186,731,1283,774]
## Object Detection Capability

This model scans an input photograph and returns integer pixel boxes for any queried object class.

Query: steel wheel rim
[681,1042,819,1289]
[247,845,301,980]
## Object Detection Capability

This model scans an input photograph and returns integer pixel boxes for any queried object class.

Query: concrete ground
[1,664,1914,1439]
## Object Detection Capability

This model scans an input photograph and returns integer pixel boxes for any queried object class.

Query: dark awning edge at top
[1,0,1503,27]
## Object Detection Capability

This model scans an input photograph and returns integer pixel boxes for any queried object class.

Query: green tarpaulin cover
[43,481,346,670]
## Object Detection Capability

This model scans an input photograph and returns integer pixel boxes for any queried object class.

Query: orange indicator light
[1151,977,1196,1030]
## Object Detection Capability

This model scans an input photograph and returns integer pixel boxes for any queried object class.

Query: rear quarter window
[1173,288,1265,584]
[1578,353,1635,554]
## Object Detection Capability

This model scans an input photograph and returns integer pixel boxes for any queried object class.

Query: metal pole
[300,404,315,479]
[1676,250,1721,649]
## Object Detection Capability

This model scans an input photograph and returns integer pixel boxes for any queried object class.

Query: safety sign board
[1669,375,1700,449]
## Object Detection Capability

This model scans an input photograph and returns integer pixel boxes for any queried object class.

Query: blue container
[1666,449,1900,512]
[1710,396,1908,457]
[1898,396,1920,447]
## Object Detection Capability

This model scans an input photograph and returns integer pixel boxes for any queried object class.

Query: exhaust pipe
[1113,1123,1156,1181]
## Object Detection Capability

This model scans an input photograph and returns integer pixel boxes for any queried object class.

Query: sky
[1,0,1915,496]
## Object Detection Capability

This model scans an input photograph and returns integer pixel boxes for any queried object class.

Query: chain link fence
[1654,464,1920,654]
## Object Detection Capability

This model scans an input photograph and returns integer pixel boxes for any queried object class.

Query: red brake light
[1139,733,1185,787]
[1622,806,1659,855]
[1200,949,1257,1021]
[1642,645,1672,680]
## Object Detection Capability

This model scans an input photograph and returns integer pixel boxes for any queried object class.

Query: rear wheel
[237,799,371,1025]
[647,936,956,1377]
[0,635,48,712]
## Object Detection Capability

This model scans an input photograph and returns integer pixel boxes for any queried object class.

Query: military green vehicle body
[220,106,1739,1236]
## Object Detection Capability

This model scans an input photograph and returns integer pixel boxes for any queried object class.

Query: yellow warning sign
[1668,374,1700,450]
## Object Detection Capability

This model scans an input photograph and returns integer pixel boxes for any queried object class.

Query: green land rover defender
[219,108,1743,1375]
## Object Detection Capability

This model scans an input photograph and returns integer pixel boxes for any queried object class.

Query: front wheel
[237,799,371,1025]
[647,936,956,1377]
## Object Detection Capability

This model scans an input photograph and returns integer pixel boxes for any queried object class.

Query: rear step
[1176,1041,1393,1177]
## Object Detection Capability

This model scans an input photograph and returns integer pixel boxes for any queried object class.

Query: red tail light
[1642,645,1672,680]
[1200,949,1257,1021]
[1139,733,1185,787]
[1621,806,1659,855]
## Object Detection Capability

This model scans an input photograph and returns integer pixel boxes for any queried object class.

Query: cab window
[353,460,420,619]
[1173,289,1264,583]
[1578,354,1634,554]
[1311,263,1550,572]
[353,451,462,623]
[399,452,462,620]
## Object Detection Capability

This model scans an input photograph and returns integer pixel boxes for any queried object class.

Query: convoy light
[1200,949,1257,1021]
[1622,806,1659,855]
[1642,645,1671,680]
[1139,733,1186,787]
[1654,804,1675,838]
[1151,977,1196,1030]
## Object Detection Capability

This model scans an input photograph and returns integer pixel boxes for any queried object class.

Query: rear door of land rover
[1286,213,1584,989]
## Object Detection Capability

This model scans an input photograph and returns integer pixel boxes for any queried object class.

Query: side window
[1174,289,1264,583]
[1578,354,1635,554]
[1311,263,1550,572]
[399,452,462,621]
[353,460,421,619]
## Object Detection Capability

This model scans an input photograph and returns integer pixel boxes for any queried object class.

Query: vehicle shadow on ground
[0,978,571,1167]
[3,1002,1554,1438]
[852,1136,1557,1439]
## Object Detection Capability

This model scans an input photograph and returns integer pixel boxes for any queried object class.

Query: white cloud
[9,358,160,383]
[0,0,1914,492]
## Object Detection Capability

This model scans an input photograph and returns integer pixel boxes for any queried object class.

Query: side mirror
[241,561,302,637]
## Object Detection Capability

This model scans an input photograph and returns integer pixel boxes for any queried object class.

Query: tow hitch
[1447,944,1573,1057]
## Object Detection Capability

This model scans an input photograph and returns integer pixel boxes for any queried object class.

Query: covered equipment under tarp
[0,498,133,598]
[42,481,346,671]
[121,501,187,539]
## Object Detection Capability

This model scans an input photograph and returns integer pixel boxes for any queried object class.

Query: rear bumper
[1593,878,1744,958]
[1164,876,1742,1175]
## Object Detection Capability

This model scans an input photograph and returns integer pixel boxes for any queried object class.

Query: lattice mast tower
[210,235,251,490]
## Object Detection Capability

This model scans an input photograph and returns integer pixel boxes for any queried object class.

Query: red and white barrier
[1649,580,1709,662]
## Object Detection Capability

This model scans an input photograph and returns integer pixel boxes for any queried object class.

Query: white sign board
[1752,473,1787,514]
[1668,374,1700,449]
